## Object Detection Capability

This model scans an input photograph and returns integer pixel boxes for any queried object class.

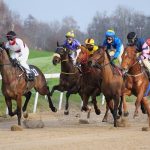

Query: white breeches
[11,48,30,73]
[142,59,150,71]
[70,49,81,65]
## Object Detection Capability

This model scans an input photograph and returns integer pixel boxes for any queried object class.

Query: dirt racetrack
[0,102,150,150]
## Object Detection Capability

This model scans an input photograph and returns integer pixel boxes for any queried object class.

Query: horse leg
[134,92,144,118]
[37,85,57,112]
[141,97,150,127]
[91,95,101,115]
[113,95,120,127]
[16,95,22,125]
[22,91,32,112]
[102,104,109,122]
[81,94,91,118]
[50,85,62,96]
[64,85,79,115]
[22,91,32,118]
[118,95,123,116]
[64,92,71,115]
[5,97,15,116]
[122,95,129,117]
[140,100,147,114]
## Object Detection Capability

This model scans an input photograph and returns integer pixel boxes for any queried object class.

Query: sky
[4,0,150,32]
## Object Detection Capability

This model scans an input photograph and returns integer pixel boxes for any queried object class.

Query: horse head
[52,42,70,65]
[88,46,106,68]
[121,45,137,72]
[76,45,89,65]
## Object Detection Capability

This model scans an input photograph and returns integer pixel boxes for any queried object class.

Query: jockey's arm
[114,39,122,59]
[16,39,26,61]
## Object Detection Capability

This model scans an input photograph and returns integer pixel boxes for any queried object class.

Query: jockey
[127,32,145,52]
[139,38,150,72]
[63,30,81,65]
[5,31,34,81]
[85,38,98,56]
[103,29,124,65]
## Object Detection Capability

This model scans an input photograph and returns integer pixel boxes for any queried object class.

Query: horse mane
[80,45,90,55]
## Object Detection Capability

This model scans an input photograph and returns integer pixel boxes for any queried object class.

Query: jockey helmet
[146,38,150,46]
[105,30,115,38]
[127,32,138,45]
[6,31,16,41]
[85,38,95,46]
[65,30,75,38]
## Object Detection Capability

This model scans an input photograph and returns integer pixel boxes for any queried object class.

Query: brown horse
[51,44,101,116]
[76,45,101,115]
[0,47,57,125]
[51,45,81,115]
[121,45,150,126]
[89,46,124,127]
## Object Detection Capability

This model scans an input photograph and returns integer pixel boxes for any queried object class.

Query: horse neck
[0,52,16,82]
[101,52,114,83]
[81,63,90,74]
[128,61,143,75]
[60,55,75,72]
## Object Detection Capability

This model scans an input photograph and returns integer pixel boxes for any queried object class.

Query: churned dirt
[0,102,150,150]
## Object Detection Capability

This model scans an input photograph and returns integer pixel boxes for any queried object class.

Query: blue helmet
[105,30,115,38]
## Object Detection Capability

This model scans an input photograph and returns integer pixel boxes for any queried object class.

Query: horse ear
[57,41,60,47]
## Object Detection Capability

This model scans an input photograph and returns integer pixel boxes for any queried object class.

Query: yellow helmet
[65,30,75,38]
[85,38,95,46]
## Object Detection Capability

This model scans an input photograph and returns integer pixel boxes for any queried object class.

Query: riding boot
[27,72,34,81]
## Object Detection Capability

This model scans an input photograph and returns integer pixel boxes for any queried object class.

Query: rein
[125,59,144,77]
[0,63,11,66]
[95,61,110,69]
[125,71,144,77]
[61,71,77,75]
[61,58,78,75]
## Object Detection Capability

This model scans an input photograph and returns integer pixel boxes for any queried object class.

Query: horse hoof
[116,115,120,120]
[23,112,29,118]
[118,110,122,116]
[133,113,138,118]
[95,109,101,115]
[102,118,107,122]
[64,111,69,115]
[123,111,129,117]
[51,107,57,112]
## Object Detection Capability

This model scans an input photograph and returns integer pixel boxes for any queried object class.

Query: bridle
[92,50,111,69]
[122,50,144,77]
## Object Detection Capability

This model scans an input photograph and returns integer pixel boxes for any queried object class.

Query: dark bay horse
[121,45,150,127]
[89,46,124,127]
[76,45,101,115]
[51,45,81,115]
[51,45,101,116]
[0,47,57,125]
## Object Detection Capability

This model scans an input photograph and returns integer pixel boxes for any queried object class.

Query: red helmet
[146,38,150,46]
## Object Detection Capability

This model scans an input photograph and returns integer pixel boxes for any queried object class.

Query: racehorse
[76,45,101,115]
[89,46,124,127]
[51,44,81,115]
[0,47,57,125]
[121,45,150,127]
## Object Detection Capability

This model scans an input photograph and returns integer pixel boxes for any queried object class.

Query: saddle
[10,59,36,81]
[111,62,123,76]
